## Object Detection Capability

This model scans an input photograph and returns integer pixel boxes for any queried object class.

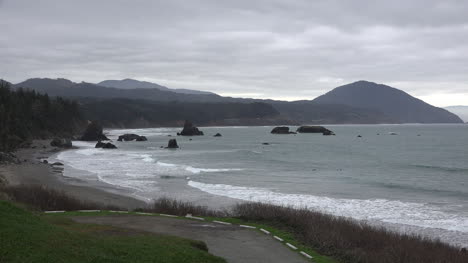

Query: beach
[0,140,146,210]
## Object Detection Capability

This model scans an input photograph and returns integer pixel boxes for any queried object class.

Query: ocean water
[56,124,468,247]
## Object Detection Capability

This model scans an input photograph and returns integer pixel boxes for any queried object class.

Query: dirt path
[72,215,309,263]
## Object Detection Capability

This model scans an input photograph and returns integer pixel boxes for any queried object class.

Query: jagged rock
[0,152,19,164]
[50,138,73,148]
[42,160,48,164]
[95,141,117,149]
[117,134,147,142]
[296,126,335,135]
[271,127,296,134]
[166,139,179,149]
[177,120,204,136]
[214,133,222,137]
[80,121,109,141]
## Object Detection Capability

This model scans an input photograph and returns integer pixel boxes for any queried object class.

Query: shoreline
[2,137,467,248]
[0,140,146,210]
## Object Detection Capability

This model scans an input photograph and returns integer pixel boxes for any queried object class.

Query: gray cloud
[1,0,467,106]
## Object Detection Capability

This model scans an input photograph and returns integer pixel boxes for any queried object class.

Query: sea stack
[166,139,179,149]
[177,120,204,136]
[80,121,109,141]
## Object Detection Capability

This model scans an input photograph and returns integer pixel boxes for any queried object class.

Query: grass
[233,202,468,263]
[0,200,226,263]
[43,210,336,263]
[1,184,119,211]
[2,185,467,263]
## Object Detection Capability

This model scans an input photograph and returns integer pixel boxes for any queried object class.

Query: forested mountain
[79,98,289,128]
[0,80,84,151]
[313,81,463,123]
[12,78,464,125]
[14,78,224,102]
[98,79,214,95]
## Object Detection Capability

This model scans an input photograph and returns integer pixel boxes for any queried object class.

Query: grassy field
[0,201,226,263]
[43,210,336,263]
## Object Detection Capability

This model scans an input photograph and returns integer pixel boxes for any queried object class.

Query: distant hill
[16,78,75,90]
[14,78,225,103]
[445,106,468,122]
[12,78,461,125]
[79,98,292,128]
[98,79,215,95]
[313,81,463,123]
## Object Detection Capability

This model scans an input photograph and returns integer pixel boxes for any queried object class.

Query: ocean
[55,124,468,247]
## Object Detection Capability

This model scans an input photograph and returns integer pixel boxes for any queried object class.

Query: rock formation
[271,127,296,134]
[117,134,147,142]
[80,121,109,141]
[50,138,73,148]
[296,126,335,135]
[177,121,204,136]
[166,139,179,149]
[95,141,117,149]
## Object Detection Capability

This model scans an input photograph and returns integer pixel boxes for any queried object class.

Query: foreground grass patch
[0,201,225,263]
[44,210,336,263]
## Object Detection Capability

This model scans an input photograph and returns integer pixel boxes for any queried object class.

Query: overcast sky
[1,0,467,106]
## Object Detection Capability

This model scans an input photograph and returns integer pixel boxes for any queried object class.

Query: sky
[1,0,467,107]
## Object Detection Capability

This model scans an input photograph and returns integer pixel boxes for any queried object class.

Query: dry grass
[233,202,468,263]
[0,185,119,211]
[2,185,466,263]
[137,197,229,217]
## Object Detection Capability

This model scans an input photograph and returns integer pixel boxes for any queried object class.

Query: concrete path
[72,215,309,263]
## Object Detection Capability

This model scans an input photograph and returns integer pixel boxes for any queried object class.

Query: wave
[185,167,243,174]
[411,164,468,173]
[188,181,468,233]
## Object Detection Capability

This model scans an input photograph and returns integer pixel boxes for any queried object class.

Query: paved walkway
[72,215,309,263]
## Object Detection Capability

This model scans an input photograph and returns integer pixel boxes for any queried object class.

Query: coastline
[0,140,146,210]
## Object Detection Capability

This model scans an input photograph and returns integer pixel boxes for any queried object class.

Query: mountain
[79,98,291,128]
[98,79,215,95]
[16,78,75,90]
[14,79,225,103]
[445,106,468,122]
[313,80,463,123]
[13,78,461,125]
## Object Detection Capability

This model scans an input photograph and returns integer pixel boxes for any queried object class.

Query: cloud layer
[1,0,467,106]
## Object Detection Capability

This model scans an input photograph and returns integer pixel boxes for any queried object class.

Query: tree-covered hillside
[79,98,288,128]
[0,80,84,151]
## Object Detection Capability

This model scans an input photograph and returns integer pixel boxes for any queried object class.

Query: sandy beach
[0,140,146,210]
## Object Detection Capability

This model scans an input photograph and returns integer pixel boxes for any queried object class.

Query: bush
[233,202,468,263]
[139,197,228,217]
[1,185,118,211]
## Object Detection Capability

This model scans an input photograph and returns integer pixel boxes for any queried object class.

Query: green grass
[43,210,337,263]
[0,201,226,263]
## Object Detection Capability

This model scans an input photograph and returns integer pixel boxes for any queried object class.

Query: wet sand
[0,140,146,209]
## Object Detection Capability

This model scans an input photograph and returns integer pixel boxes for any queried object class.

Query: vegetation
[0,200,225,263]
[1,185,118,211]
[233,202,468,263]
[80,98,282,127]
[0,80,83,151]
[2,186,467,263]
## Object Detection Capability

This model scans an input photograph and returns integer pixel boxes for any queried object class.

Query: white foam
[188,181,468,233]
[185,167,243,174]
